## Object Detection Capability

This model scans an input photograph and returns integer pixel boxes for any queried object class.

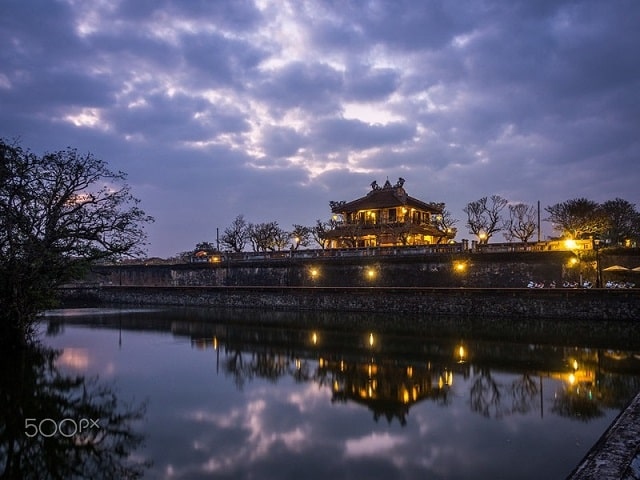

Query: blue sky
[2,0,639,257]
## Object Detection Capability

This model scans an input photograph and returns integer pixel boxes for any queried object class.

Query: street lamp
[593,238,602,288]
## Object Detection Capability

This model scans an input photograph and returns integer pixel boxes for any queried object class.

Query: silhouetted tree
[310,219,331,249]
[290,224,311,250]
[464,195,508,243]
[0,139,153,345]
[432,209,458,243]
[0,342,149,479]
[220,214,248,252]
[247,221,287,252]
[545,198,607,239]
[600,198,640,246]
[503,203,537,243]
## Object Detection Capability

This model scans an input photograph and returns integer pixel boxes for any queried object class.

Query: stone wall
[61,285,640,333]
[90,251,579,288]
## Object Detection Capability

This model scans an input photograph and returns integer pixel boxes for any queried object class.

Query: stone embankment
[568,391,640,480]
[60,285,640,346]
[63,284,640,317]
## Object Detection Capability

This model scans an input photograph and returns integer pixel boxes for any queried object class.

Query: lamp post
[593,238,602,288]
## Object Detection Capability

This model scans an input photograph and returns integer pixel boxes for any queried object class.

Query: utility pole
[537,200,541,242]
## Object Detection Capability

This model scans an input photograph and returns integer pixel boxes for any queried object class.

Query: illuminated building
[325,178,455,248]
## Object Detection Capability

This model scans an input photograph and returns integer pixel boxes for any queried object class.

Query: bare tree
[432,209,459,244]
[290,224,311,250]
[247,221,288,252]
[503,203,537,243]
[311,219,331,249]
[0,139,153,344]
[463,195,508,243]
[220,214,248,252]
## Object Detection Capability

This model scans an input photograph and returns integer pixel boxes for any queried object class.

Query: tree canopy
[0,139,153,344]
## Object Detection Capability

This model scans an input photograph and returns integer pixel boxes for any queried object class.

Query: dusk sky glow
[2,0,639,257]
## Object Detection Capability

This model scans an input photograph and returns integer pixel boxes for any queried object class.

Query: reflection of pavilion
[320,357,455,426]
[189,324,640,425]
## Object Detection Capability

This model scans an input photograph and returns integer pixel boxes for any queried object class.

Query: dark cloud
[0,0,638,256]
[312,118,416,152]
[256,62,344,116]
[260,125,305,158]
[181,33,268,88]
[343,65,399,102]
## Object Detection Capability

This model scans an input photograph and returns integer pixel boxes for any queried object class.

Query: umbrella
[602,265,630,272]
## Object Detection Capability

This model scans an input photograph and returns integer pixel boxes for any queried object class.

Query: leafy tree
[463,195,508,243]
[600,198,640,246]
[0,139,153,344]
[545,198,607,239]
[220,214,248,252]
[503,203,537,243]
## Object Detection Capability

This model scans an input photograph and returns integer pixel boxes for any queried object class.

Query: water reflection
[0,340,149,479]
[188,321,640,427]
[42,308,640,479]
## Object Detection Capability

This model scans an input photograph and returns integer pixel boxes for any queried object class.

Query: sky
[1,0,639,257]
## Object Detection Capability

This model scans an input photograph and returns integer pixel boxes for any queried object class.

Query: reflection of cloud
[184,407,243,428]
[57,348,90,370]
[288,383,332,413]
[180,395,314,477]
[245,399,311,457]
[345,432,406,457]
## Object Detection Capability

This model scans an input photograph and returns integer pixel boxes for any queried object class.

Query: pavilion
[324,178,455,248]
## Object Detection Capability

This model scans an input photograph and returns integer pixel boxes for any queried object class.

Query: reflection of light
[573,360,579,371]
[369,333,374,347]
[457,345,466,362]
[213,337,218,350]
[311,332,318,345]
[407,366,413,378]
[403,389,410,404]
[569,373,576,385]
[58,348,90,370]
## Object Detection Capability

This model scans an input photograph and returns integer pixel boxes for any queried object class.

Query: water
[6,307,640,479]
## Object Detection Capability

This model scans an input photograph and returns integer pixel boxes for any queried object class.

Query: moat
[12,306,640,479]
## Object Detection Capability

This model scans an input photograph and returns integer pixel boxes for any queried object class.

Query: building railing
[127,239,593,266]
[217,239,590,263]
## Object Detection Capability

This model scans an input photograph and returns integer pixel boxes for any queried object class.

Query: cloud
[1,0,638,256]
